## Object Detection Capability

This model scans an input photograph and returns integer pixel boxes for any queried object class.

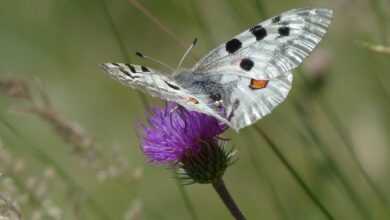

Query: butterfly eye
[210,93,222,102]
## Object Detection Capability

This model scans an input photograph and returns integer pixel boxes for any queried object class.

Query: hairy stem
[212,178,246,220]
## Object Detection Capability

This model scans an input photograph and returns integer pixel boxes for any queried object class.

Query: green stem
[253,126,335,220]
[174,176,199,220]
[212,178,246,220]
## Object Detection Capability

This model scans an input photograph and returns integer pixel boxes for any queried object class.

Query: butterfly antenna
[135,52,175,72]
[176,38,197,72]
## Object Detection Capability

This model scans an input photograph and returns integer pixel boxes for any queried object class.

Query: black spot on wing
[121,69,139,79]
[250,25,267,41]
[272,16,281,23]
[164,81,180,90]
[116,64,139,79]
[240,58,254,71]
[141,66,150,72]
[225,38,242,54]
[125,64,136,73]
[278,27,290,36]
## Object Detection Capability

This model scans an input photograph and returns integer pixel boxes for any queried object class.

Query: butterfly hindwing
[174,71,293,131]
[193,8,333,79]
[223,73,293,130]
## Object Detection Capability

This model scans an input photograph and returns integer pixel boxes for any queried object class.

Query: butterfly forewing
[102,63,180,100]
[193,8,333,80]
[101,63,232,126]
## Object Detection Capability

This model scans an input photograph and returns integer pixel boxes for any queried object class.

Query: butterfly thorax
[174,70,231,104]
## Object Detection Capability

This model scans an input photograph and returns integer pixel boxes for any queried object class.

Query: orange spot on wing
[249,79,269,90]
[188,97,199,104]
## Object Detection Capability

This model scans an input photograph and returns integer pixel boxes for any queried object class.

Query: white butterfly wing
[223,73,293,131]
[102,63,179,100]
[102,8,332,132]
[193,8,333,79]
[101,63,232,125]
[174,70,292,131]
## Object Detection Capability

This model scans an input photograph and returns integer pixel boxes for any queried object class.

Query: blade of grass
[358,41,390,55]
[0,115,111,220]
[293,100,372,220]
[243,133,290,220]
[128,0,188,49]
[369,0,388,45]
[355,42,390,100]
[174,173,199,220]
[299,68,390,213]
[367,0,390,103]
[253,125,335,220]
[189,0,216,47]
[99,0,150,110]
[316,97,390,209]
[254,0,268,19]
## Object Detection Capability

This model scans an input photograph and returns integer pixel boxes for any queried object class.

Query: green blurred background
[1,0,390,219]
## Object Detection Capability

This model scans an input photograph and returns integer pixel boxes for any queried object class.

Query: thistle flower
[141,102,246,219]
[141,102,234,184]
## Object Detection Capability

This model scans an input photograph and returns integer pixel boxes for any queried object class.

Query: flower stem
[212,178,246,220]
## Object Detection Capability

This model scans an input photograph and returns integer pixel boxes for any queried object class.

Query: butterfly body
[102,8,333,131]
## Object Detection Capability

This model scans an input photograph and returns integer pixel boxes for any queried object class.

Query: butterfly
[102,8,333,131]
